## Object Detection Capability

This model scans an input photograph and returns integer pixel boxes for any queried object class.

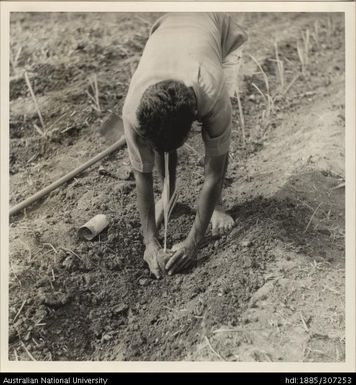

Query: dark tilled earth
[8,12,345,361]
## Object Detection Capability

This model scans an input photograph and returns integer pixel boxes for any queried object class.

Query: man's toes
[212,226,219,237]
[220,223,233,235]
[219,226,226,236]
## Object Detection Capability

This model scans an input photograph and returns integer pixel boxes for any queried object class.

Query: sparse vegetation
[24,70,46,137]
[86,74,101,112]
[8,12,345,363]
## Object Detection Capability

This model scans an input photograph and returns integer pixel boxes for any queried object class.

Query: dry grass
[274,42,285,90]
[248,54,275,136]
[86,74,101,112]
[297,41,306,75]
[312,20,321,49]
[10,46,22,75]
[235,93,246,146]
[204,336,225,361]
[280,73,301,98]
[13,299,26,323]
[24,71,46,137]
[304,202,322,233]
[248,54,270,94]
[251,82,274,135]
[297,29,311,75]
[184,143,200,157]
[20,340,36,361]
[326,16,334,39]
[302,29,310,65]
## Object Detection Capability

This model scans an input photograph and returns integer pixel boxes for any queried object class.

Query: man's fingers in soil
[221,224,232,235]
[218,226,226,236]
[145,256,162,279]
[171,242,184,252]
[165,248,184,270]
[151,266,161,279]
[169,257,194,275]
[177,257,194,273]
[168,257,185,275]
[157,250,172,274]
[212,226,219,237]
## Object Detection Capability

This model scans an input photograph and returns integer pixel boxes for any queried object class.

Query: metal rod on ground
[9,136,127,217]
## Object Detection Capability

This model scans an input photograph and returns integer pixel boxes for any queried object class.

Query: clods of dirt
[8,12,345,362]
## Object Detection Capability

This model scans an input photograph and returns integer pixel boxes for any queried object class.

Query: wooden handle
[10,136,127,217]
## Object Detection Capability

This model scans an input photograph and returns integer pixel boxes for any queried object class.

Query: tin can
[78,214,109,240]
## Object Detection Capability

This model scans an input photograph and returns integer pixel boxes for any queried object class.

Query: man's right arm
[133,170,157,245]
[123,114,156,242]
[134,170,164,279]
[123,114,163,277]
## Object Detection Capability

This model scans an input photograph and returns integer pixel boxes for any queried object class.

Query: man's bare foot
[210,207,235,236]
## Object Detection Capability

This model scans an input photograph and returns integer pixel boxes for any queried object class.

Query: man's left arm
[165,152,227,275]
[166,84,232,274]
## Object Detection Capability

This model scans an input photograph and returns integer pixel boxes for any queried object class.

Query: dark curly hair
[136,80,197,152]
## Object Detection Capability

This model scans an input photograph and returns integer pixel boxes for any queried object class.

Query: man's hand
[165,240,198,275]
[143,238,164,279]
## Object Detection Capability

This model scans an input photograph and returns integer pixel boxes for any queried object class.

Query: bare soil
[9,12,345,362]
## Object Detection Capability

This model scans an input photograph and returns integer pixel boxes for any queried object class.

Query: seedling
[297,41,306,76]
[280,73,300,98]
[274,42,285,90]
[251,82,274,135]
[326,16,334,39]
[302,29,310,65]
[312,20,321,49]
[10,46,22,74]
[184,143,200,157]
[135,14,151,26]
[86,74,101,112]
[248,54,270,94]
[248,54,275,136]
[236,92,246,145]
[162,152,178,252]
[24,71,46,137]
[297,29,311,76]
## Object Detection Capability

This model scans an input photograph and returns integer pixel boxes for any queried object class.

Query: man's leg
[210,153,235,236]
[154,150,178,228]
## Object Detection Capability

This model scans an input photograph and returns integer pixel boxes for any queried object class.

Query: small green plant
[280,73,301,98]
[326,16,334,39]
[296,28,311,76]
[183,143,200,157]
[236,92,246,146]
[248,54,270,94]
[302,29,310,65]
[86,74,101,112]
[251,82,274,136]
[248,54,274,136]
[10,46,22,74]
[274,41,285,90]
[24,71,47,137]
[231,88,246,146]
[312,20,321,49]
[297,41,306,75]
[163,153,177,252]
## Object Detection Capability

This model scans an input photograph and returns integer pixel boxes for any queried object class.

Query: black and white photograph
[1,1,355,369]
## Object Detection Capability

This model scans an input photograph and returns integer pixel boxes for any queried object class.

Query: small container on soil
[78,214,109,240]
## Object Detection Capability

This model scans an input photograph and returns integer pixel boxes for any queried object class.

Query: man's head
[136,80,197,152]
